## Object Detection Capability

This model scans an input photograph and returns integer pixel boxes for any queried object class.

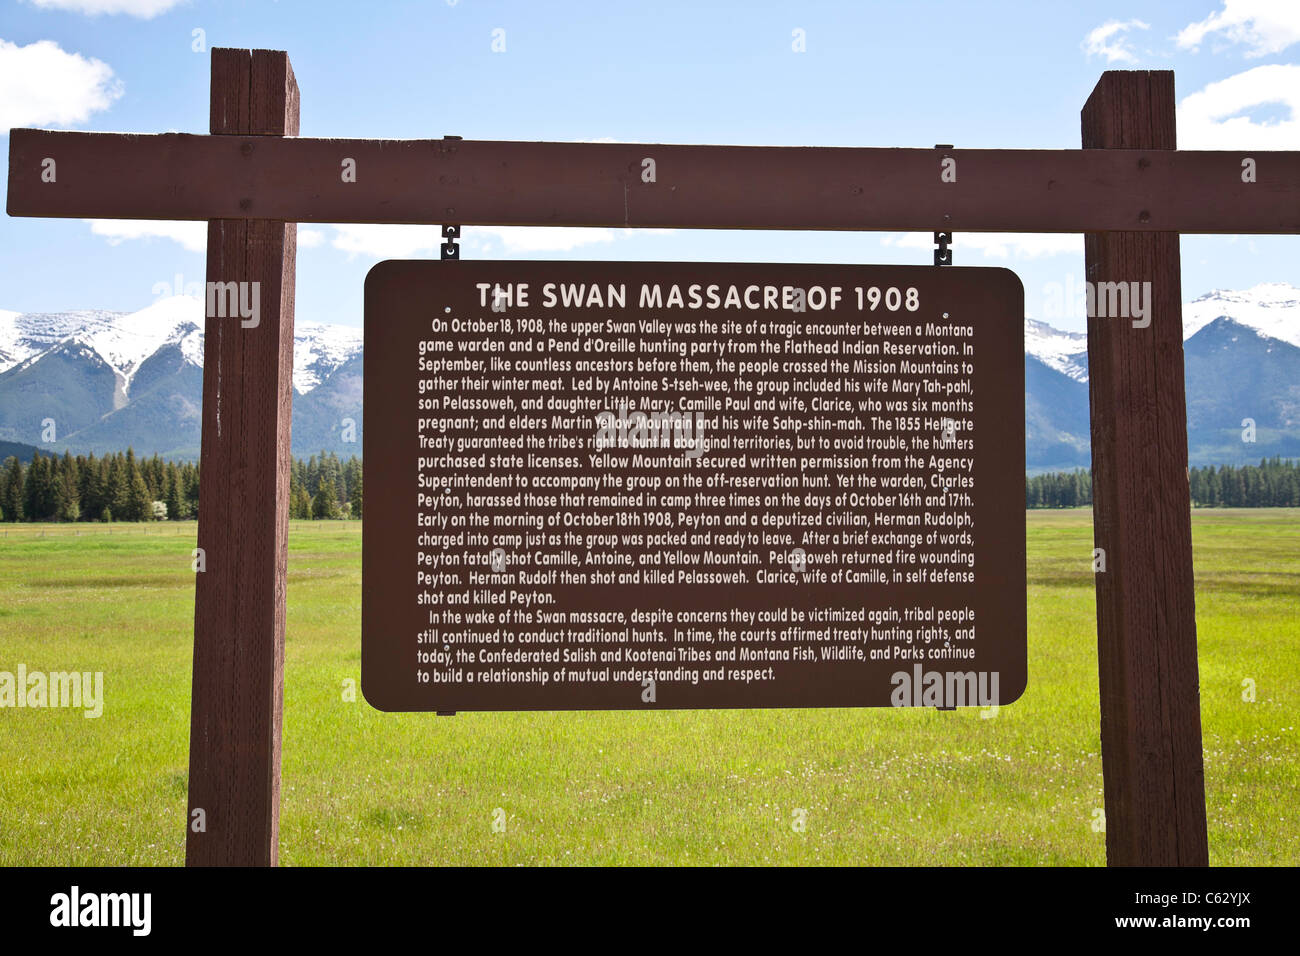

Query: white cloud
[1177,64,1300,148]
[1177,0,1300,58]
[22,0,185,17]
[79,221,667,260]
[1082,19,1149,64]
[467,226,620,253]
[466,226,678,254]
[0,38,122,128]
[323,224,658,258]
[85,219,206,252]
[881,233,1082,260]
[329,225,439,259]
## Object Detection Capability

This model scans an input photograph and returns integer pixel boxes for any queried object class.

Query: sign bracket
[440,224,460,260]
[933,231,953,266]
[935,145,954,265]
[439,135,463,259]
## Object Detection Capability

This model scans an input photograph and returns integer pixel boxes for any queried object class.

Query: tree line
[0,449,362,522]
[1028,458,1300,508]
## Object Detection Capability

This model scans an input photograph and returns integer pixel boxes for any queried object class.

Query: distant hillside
[0,439,41,464]
[1017,283,1300,470]
[0,297,362,461]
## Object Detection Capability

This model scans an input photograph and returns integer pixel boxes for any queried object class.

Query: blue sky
[1,0,1296,332]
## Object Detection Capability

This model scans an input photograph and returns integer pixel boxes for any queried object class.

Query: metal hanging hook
[935,144,953,265]
[441,135,462,259]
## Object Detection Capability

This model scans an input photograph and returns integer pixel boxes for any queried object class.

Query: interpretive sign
[8,47,1232,862]
[363,260,1025,711]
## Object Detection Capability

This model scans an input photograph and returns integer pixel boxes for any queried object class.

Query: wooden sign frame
[8,49,1292,867]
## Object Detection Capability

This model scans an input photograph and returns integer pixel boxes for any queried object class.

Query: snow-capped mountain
[293,321,364,393]
[72,297,204,399]
[0,296,363,399]
[1023,318,1088,383]
[1021,281,1300,470]
[0,308,125,377]
[0,297,365,459]
[0,283,1296,466]
[1023,281,1300,377]
[1182,283,1300,349]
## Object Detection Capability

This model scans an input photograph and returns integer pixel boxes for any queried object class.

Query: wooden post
[1082,71,1208,866]
[186,49,299,866]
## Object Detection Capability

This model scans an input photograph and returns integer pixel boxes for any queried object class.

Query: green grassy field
[0,510,1295,866]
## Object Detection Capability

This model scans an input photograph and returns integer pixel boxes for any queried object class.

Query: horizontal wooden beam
[8,127,1299,233]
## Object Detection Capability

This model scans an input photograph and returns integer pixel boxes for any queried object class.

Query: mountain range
[1022,282,1300,469]
[1,284,1296,469]
[0,296,363,461]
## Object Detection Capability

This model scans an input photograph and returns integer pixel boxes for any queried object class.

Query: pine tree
[41,454,60,517]
[183,463,200,518]
[78,454,98,519]
[312,478,340,519]
[124,468,152,522]
[349,466,363,519]
[22,452,39,519]
[24,452,52,520]
[322,451,341,494]
[55,468,80,522]
[105,454,127,518]
[165,464,186,520]
[1204,468,1221,507]
[146,454,164,500]
[2,457,23,521]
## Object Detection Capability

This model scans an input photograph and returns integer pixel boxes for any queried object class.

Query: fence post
[186,48,299,867]
[1082,70,1208,866]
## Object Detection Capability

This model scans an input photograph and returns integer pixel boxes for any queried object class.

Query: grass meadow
[0,509,1295,866]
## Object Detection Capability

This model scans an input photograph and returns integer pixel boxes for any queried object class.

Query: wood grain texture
[1082,71,1208,867]
[8,130,1299,234]
[187,48,299,867]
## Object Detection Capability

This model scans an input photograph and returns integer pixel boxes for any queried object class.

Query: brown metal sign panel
[363,261,1026,712]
